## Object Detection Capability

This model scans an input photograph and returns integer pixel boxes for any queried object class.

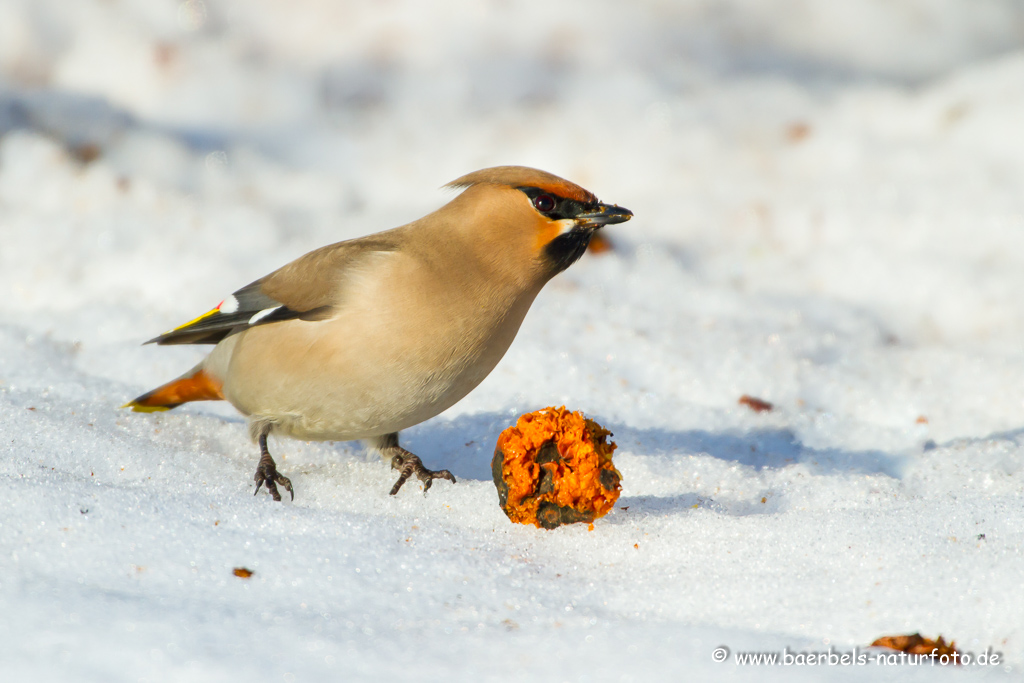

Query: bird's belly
[220,302,529,441]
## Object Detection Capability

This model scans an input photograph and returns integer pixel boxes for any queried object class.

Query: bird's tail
[122,368,225,412]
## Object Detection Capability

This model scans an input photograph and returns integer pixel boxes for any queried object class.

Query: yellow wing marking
[161,306,220,336]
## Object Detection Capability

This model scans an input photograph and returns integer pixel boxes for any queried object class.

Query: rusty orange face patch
[532,213,573,253]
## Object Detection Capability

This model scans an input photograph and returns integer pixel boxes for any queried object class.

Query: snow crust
[2,1,1024,680]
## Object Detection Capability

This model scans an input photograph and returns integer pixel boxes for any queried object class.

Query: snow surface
[2,0,1024,680]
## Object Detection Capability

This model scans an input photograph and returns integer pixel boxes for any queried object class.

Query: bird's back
[218,219,546,441]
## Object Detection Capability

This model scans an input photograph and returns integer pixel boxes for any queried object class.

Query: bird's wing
[147,235,400,345]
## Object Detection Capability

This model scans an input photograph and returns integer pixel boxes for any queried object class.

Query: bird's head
[445,166,632,277]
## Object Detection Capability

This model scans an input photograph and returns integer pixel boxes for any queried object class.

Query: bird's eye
[533,194,556,213]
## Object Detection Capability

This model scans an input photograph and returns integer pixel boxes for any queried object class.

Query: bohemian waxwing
[125,166,632,500]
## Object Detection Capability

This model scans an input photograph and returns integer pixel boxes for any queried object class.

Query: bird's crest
[446,166,596,204]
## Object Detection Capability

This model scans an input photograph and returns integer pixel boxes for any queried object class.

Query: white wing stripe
[248,306,282,325]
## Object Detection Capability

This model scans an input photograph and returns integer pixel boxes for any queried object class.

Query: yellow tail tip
[121,401,171,413]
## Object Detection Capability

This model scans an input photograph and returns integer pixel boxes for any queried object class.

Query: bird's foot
[390,452,456,496]
[254,436,294,501]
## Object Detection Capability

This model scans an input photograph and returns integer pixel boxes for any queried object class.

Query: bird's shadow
[403,410,906,480]
[397,410,909,519]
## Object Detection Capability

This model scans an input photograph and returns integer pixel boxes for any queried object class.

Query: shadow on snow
[398,410,908,485]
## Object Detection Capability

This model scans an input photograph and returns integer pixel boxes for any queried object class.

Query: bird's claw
[254,459,294,502]
[389,453,456,496]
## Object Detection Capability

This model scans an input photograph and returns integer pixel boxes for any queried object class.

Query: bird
[124,166,632,501]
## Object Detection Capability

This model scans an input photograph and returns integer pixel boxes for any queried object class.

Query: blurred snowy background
[2,0,1024,680]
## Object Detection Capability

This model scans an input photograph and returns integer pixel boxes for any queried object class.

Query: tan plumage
[126,166,632,500]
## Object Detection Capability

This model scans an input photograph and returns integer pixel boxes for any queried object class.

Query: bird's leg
[375,432,456,496]
[253,431,294,501]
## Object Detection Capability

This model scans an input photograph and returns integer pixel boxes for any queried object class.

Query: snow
[2,0,1024,680]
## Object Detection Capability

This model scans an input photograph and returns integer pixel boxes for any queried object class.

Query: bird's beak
[576,203,633,228]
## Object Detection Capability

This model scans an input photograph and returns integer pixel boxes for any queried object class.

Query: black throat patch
[543,227,595,275]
